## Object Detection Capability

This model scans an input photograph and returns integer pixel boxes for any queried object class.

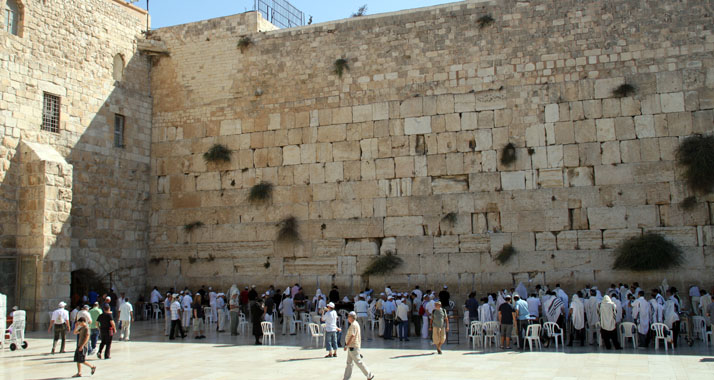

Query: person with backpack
[429,301,449,354]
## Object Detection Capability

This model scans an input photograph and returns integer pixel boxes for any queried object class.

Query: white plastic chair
[543,322,564,350]
[152,303,162,320]
[483,321,499,348]
[468,321,483,349]
[308,322,324,348]
[239,312,250,335]
[301,312,312,334]
[619,322,638,348]
[525,324,542,351]
[368,307,379,332]
[692,316,706,340]
[261,321,275,345]
[594,322,603,347]
[651,323,671,351]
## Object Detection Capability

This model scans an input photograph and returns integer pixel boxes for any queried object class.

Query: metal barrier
[254,0,305,29]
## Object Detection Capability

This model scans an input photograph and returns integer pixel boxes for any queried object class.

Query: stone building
[1,0,713,327]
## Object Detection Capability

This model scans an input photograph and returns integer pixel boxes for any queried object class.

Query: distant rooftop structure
[254,0,305,29]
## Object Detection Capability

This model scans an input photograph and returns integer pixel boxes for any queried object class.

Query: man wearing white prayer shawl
[632,291,651,347]
[584,290,599,345]
[623,294,634,322]
[609,294,623,323]
[597,295,621,349]
[555,285,569,320]
[478,298,494,322]
[664,289,681,347]
[567,293,585,346]
[515,283,528,300]
[649,293,663,324]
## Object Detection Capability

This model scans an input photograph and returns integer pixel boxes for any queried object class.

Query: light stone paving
[2,321,713,379]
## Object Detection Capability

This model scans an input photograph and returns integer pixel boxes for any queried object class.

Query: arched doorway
[70,269,107,308]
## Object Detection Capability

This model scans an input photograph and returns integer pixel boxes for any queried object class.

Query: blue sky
[130,1,455,28]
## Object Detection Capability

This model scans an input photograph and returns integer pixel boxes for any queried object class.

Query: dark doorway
[70,269,106,308]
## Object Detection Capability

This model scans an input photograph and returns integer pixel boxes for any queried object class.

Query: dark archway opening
[70,269,107,308]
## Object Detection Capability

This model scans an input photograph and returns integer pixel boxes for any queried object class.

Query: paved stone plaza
[2,321,713,379]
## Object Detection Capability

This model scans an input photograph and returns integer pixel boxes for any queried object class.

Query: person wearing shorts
[72,317,96,378]
[429,301,449,354]
[498,295,516,349]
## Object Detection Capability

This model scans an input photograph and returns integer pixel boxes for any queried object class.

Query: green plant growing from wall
[477,14,495,29]
[351,5,367,17]
[248,181,273,204]
[188,256,197,264]
[495,244,515,264]
[500,143,517,166]
[363,252,403,276]
[184,221,204,233]
[264,258,271,269]
[149,257,164,265]
[676,134,714,194]
[612,83,636,98]
[442,212,458,226]
[277,216,300,244]
[613,233,682,271]
[203,144,232,163]
[237,36,253,52]
[333,58,349,78]
[680,196,697,211]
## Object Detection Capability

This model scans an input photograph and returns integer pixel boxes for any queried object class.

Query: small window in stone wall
[4,0,20,36]
[41,92,60,133]
[114,114,125,148]
[113,54,124,82]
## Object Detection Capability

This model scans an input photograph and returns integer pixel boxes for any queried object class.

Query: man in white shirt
[354,296,369,333]
[118,298,134,341]
[209,287,218,323]
[181,292,193,329]
[280,296,295,335]
[632,291,651,347]
[478,297,494,322]
[48,301,71,354]
[689,285,701,315]
[526,294,541,319]
[396,298,410,341]
[169,294,185,339]
[150,287,162,304]
[412,286,423,305]
[164,293,172,336]
[76,305,92,328]
[322,302,341,358]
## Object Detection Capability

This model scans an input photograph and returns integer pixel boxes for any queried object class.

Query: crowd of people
[34,280,712,378]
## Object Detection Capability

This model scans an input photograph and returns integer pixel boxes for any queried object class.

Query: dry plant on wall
[676,134,714,195]
[612,83,636,98]
[351,5,367,17]
[441,212,458,226]
[495,244,516,264]
[203,144,231,163]
[613,233,682,271]
[276,216,301,244]
[333,58,349,78]
[237,36,253,53]
[477,14,495,29]
[184,221,204,233]
[363,252,403,276]
[500,143,517,166]
[679,196,697,211]
[248,181,273,204]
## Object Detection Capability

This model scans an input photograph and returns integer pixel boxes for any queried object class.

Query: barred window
[4,0,20,36]
[41,92,60,133]
[114,114,125,148]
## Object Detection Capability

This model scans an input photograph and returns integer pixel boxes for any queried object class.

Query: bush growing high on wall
[613,233,682,271]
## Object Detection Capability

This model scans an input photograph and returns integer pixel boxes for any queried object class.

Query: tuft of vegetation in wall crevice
[203,144,231,163]
[500,143,517,166]
[248,181,273,204]
[276,216,300,244]
[612,233,682,271]
[333,58,349,78]
[676,134,714,195]
[495,244,515,264]
[363,251,403,276]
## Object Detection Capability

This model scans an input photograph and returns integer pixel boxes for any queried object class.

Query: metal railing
[254,0,305,29]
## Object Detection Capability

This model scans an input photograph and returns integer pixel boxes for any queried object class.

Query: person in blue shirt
[513,295,530,349]
[382,296,396,340]
[88,290,98,305]
[465,292,479,323]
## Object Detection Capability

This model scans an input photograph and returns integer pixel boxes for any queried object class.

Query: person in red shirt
[239,286,250,316]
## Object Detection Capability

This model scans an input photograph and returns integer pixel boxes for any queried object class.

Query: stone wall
[0,0,152,327]
[148,0,714,298]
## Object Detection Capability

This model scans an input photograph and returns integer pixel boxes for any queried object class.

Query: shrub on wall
[363,252,403,276]
[277,216,300,244]
[333,58,349,78]
[477,14,495,29]
[248,181,273,204]
[441,212,457,226]
[184,221,204,232]
[237,36,253,52]
[676,134,714,194]
[203,144,231,163]
[613,233,683,271]
[500,143,517,166]
[612,83,636,98]
[495,244,515,264]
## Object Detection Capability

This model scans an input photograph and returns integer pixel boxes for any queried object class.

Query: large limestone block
[332,141,360,161]
[645,227,698,247]
[396,236,434,255]
[596,119,616,141]
[634,115,655,138]
[577,230,603,250]
[526,124,546,146]
[432,176,468,194]
[400,98,423,118]
[660,92,685,113]
[556,231,578,250]
[317,124,346,143]
[461,112,478,130]
[588,207,627,230]
[459,234,490,253]
[594,77,624,99]
[501,171,526,190]
[404,117,431,135]
[345,239,379,256]
[574,120,597,143]
[323,218,384,239]
[602,229,641,249]
[384,216,424,236]
[565,167,594,187]
[537,168,564,188]
[196,172,221,191]
[545,104,559,123]
[625,205,658,228]
[535,232,556,250]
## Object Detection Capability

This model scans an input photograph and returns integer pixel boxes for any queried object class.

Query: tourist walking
[498,295,515,349]
[343,312,374,380]
[322,302,341,357]
[71,317,96,378]
[88,302,101,353]
[169,293,186,340]
[429,300,449,354]
[118,297,133,341]
[75,305,92,344]
[96,305,115,359]
[49,301,70,354]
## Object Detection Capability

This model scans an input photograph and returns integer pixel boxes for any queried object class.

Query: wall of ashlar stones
[0,0,152,326]
[148,0,714,298]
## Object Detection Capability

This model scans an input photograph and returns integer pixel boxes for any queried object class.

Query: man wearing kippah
[343,311,374,380]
